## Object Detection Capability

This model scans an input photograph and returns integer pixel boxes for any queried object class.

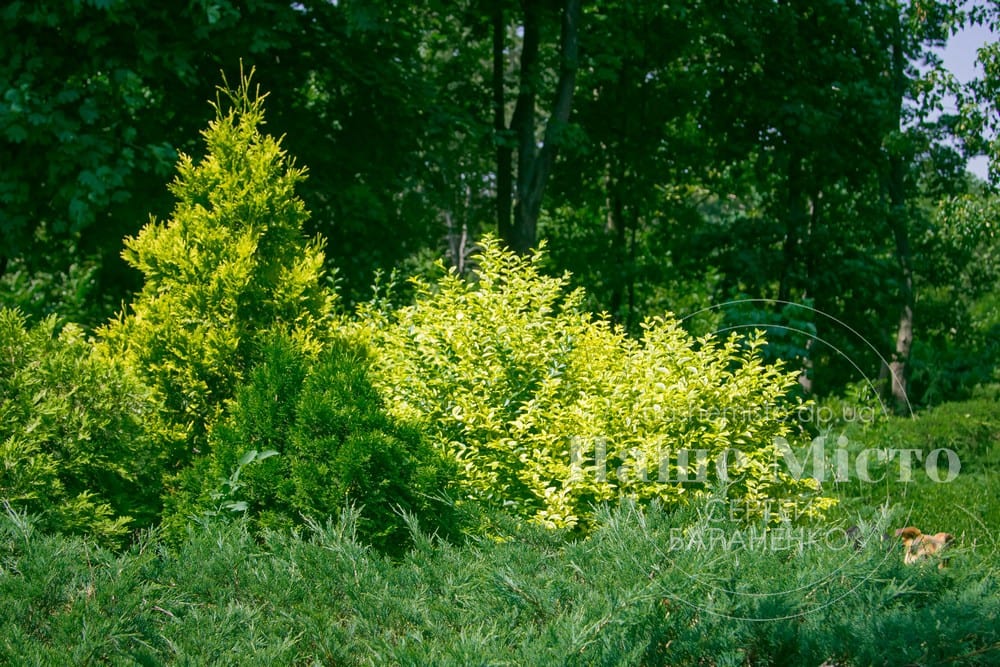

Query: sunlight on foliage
[98,68,336,459]
[359,238,828,529]
[0,308,164,544]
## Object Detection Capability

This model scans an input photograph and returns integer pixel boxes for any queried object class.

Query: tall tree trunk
[885,9,913,413]
[797,189,821,395]
[493,1,513,240]
[887,155,913,413]
[503,0,581,254]
[508,0,540,253]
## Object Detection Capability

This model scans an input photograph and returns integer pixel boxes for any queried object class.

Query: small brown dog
[895,526,954,567]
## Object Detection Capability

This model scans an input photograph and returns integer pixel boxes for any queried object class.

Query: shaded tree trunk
[885,9,914,413]
[493,1,513,240]
[887,155,914,413]
[606,178,627,319]
[798,188,822,395]
[507,0,541,253]
[501,0,581,254]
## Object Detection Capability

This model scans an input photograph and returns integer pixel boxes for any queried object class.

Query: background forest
[2,0,998,407]
[1,1,999,664]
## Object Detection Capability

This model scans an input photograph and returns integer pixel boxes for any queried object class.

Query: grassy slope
[1,396,998,666]
[825,395,1000,557]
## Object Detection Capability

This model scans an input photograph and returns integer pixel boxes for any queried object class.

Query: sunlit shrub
[359,238,828,529]
[0,308,163,544]
[99,70,336,461]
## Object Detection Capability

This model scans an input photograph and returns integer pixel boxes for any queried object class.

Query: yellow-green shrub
[99,71,335,462]
[0,308,163,544]
[359,239,827,528]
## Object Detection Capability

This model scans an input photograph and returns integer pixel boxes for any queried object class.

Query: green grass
[1,503,998,665]
[825,395,1000,553]
[1,396,998,665]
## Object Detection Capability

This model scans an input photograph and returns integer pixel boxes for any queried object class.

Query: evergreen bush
[170,333,455,553]
[359,238,829,529]
[0,308,163,544]
[98,69,336,463]
[1,496,997,665]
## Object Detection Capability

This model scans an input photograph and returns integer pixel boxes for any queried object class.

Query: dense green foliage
[0,1,456,312]
[823,388,1000,537]
[3,2,998,405]
[361,240,830,528]
[2,14,999,658]
[911,192,1000,402]
[0,75,843,556]
[1,387,995,662]
[169,334,455,553]
[0,490,997,665]
[100,73,335,457]
[0,309,163,543]
[0,249,109,327]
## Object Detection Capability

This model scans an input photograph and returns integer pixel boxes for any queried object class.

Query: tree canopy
[2,0,997,406]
